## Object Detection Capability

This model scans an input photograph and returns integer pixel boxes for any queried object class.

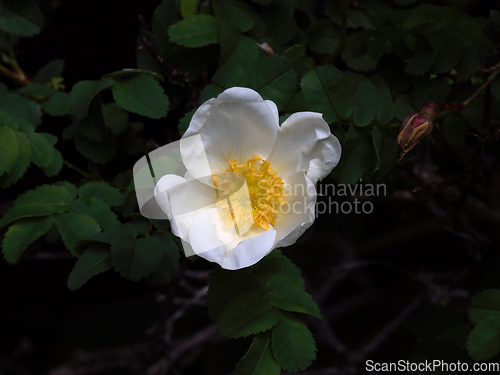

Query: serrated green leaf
[79,181,123,206]
[72,198,121,230]
[241,56,297,110]
[469,289,500,324]
[330,126,376,185]
[284,44,314,79]
[103,103,128,135]
[271,311,316,372]
[353,80,377,127]
[255,249,301,283]
[0,125,19,176]
[111,74,169,119]
[20,83,54,98]
[411,78,451,110]
[0,93,42,125]
[214,0,254,33]
[301,65,353,124]
[0,185,74,228]
[372,76,395,126]
[67,243,113,291]
[307,20,338,55]
[394,94,415,121]
[218,292,279,338]
[85,223,138,244]
[372,127,397,177]
[168,15,219,48]
[26,132,54,168]
[199,63,246,102]
[111,232,164,281]
[41,92,71,116]
[146,232,180,285]
[152,0,179,50]
[70,78,114,120]
[41,148,63,177]
[54,209,102,253]
[220,24,260,68]
[8,131,30,179]
[207,266,264,319]
[2,216,54,264]
[0,109,35,133]
[74,134,117,164]
[129,215,152,236]
[33,59,65,84]
[265,275,322,319]
[467,317,500,361]
[234,332,281,375]
[0,0,44,37]
[54,181,78,200]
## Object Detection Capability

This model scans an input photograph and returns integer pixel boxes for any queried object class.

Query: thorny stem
[437,61,500,118]
[326,0,349,65]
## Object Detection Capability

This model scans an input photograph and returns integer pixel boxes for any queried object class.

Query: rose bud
[397,112,434,158]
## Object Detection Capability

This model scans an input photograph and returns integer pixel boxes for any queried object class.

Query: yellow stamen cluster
[212,155,285,230]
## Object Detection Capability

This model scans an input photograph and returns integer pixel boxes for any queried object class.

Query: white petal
[182,87,278,174]
[267,112,342,183]
[266,100,279,124]
[189,208,276,270]
[274,173,316,248]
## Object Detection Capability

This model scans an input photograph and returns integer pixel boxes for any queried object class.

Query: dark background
[1,0,500,374]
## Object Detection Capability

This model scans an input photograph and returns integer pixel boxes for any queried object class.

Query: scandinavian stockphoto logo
[132,135,376,259]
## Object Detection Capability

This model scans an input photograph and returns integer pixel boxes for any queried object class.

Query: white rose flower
[153,87,341,270]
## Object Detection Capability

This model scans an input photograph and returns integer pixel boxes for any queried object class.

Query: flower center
[212,155,285,230]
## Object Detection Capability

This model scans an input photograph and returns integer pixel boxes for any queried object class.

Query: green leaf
[72,198,121,230]
[394,94,415,121]
[54,181,78,200]
[0,110,34,133]
[26,132,54,168]
[241,56,297,110]
[307,20,338,55]
[199,63,246,103]
[207,266,264,319]
[20,83,54,99]
[111,232,164,281]
[457,44,480,83]
[467,317,500,361]
[271,311,316,372]
[372,76,395,126]
[469,289,500,324]
[84,223,137,245]
[74,134,117,164]
[411,78,452,110]
[0,125,19,176]
[33,59,65,84]
[405,49,435,76]
[8,131,31,179]
[284,45,314,79]
[67,244,113,291]
[2,216,54,264]
[168,15,219,48]
[353,80,377,127]
[428,28,463,75]
[0,93,42,125]
[41,92,71,116]
[330,126,376,185]
[181,0,200,18]
[265,275,322,319]
[220,24,260,68]
[70,78,114,120]
[301,65,353,124]
[255,249,301,283]
[0,0,44,37]
[442,114,466,147]
[129,215,152,236]
[234,332,281,375]
[0,185,73,228]
[54,209,102,253]
[218,292,279,338]
[214,0,254,33]
[79,181,123,206]
[152,0,179,49]
[103,103,129,135]
[179,109,195,136]
[146,232,180,285]
[111,74,169,119]
[41,148,63,177]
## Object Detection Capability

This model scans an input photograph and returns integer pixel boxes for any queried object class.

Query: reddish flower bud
[420,103,439,121]
[397,112,433,158]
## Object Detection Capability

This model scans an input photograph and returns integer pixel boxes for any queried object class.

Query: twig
[63,160,91,179]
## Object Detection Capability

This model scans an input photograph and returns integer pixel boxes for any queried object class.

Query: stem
[325,0,349,65]
[1,35,31,86]
[63,160,91,178]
